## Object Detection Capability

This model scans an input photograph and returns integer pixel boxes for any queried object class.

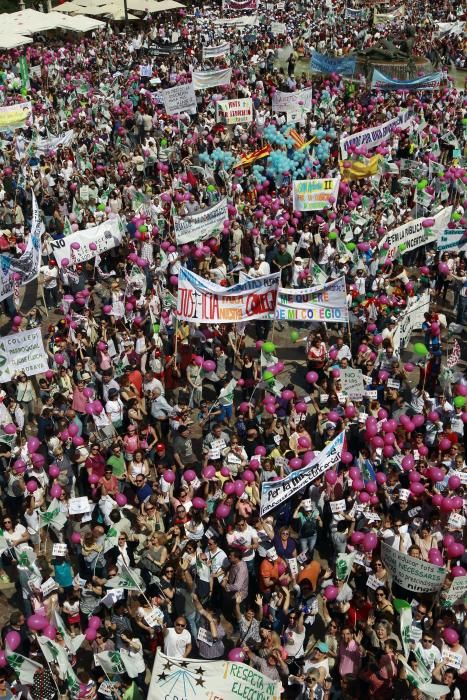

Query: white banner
[271,21,287,35]
[0,192,42,302]
[162,82,197,116]
[177,268,280,323]
[261,433,345,515]
[437,228,467,253]
[0,328,48,382]
[374,5,405,23]
[292,177,340,211]
[0,101,32,132]
[379,206,452,262]
[213,15,259,27]
[192,68,232,90]
[392,291,431,351]
[216,98,253,125]
[173,198,228,245]
[203,42,230,59]
[340,109,413,159]
[275,277,348,323]
[28,129,75,156]
[445,575,467,605]
[381,541,447,593]
[50,218,124,266]
[272,88,313,117]
[148,651,281,700]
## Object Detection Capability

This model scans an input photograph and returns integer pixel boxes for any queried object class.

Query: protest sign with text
[51,218,124,267]
[275,277,348,324]
[173,198,228,245]
[381,542,446,593]
[0,328,48,383]
[203,42,230,59]
[311,51,356,76]
[216,98,253,125]
[261,433,345,515]
[192,69,232,90]
[371,69,442,92]
[379,207,452,262]
[340,109,413,159]
[177,268,280,324]
[292,177,340,212]
[162,82,197,116]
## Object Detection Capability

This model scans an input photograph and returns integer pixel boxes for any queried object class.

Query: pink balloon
[85,628,97,641]
[88,616,101,629]
[328,411,340,423]
[443,534,455,548]
[203,465,216,479]
[224,482,235,496]
[325,470,337,485]
[27,436,40,453]
[289,457,303,470]
[50,484,62,499]
[43,624,57,640]
[352,479,364,491]
[163,470,175,483]
[323,586,339,601]
[228,647,245,662]
[448,475,461,490]
[3,423,16,435]
[216,503,230,519]
[234,480,245,497]
[0,650,6,668]
[451,565,467,578]
[71,532,81,544]
[359,491,370,504]
[443,628,459,645]
[428,548,444,566]
[26,480,38,493]
[5,630,21,651]
[306,371,318,384]
[242,469,255,483]
[341,451,353,464]
[349,467,361,480]
[298,436,311,449]
[375,472,387,485]
[447,542,465,559]
[432,494,443,507]
[439,437,452,452]
[350,531,364,545]
[115,493,127,506]
[410,482,425,497]
[28,614,48,631]
[255,446,267,457]
[362,532,378,551]
[184,469,196,483]
[192,497,206,510]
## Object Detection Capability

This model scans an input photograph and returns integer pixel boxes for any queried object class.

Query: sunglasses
[422,638,433,643]
[175,622,186,628]
[165,569,174,573]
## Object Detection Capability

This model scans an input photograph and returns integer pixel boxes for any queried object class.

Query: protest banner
[192,68,232,90]
[261,433,345,515]
[162,83,197,116]
[392,291,431,351]
[275,277,348,324]
[202,42,230,59]
[373,5,405,23]
[345,7,367,19]
[292,177,340,212]
[51,217,124,267]
[0,192,42,302]
[339,154,382,180]
[271,21,286,35]
[0,328,48,383]
[176,268,280,324]
[311,51,356,76]
[26,129,75,156]
[173,198,228,244]
[340,368,365,400]
[139,65,152,78]
[444,575,467,605]
[437,228,467,253]
[223,0,257,9]
[340,109,413,159]
[213,15,259,27]
[216,98,253,125]
[272,88,313,119]
[381,542,447,593]
[0,102,32,131]
[148,651,281,700]
[378,206,452,262]
[371,69,442,92]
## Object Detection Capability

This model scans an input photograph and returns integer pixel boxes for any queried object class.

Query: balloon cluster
[199,148,235,170]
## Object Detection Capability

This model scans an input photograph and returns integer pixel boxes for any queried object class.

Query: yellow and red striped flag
[234,144,272,168]
[288,128,315,151]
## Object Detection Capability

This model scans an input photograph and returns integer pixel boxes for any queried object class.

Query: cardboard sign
[52,543,68,557]
[381,542,447,593]
[330,499,346,514]
[68,497,91,515]
[41,577,59,596]
[287,557,299,576]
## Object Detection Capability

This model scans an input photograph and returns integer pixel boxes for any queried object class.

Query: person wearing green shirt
[116,677,144,700]
[272,242,293,285]
[106,444,126,489]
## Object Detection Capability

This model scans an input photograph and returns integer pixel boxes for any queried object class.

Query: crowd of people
[0,1,465,699]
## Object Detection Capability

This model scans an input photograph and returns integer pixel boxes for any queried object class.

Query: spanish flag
[234,144,272,168]
[339,155,382,181]
[288,129,316,151]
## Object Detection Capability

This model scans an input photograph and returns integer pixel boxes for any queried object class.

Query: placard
[340,368,365,400]
[0,328,48,383]
[216,98,253,125]
[68,497,92,515]
[52,543,68,557]
[441,649,462,669]
[51,217,124,267]
[197,627,213,646]
[162,82,197,116]
[381,542,447,593]
[330,499,346,513]
[41,577,59,596]
[292,178,340,212]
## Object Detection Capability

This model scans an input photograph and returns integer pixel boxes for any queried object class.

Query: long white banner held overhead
[381,542,446,593]
[176,268,280,323]
[51,218,124,266]
[162,83,197,116]
[437,228,467,253]
[192,68,232,90]
[275,277,348,323]
[173,198,228,244]
[213,15,258,27]
[272,87,313,116]
[340,109,413,159]
[0,192,42,302]
[203,42,230,59]
[378,206,452,262]
[216,98,253,125]
[261,432,345,515]
[0,328,48,382]
[29,129,75,156]
[148,651,281,700]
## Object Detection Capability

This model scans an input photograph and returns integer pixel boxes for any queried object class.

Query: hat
[81,372,91,381]
[325,421,337,430]
[302,499,313,511]
[266,547,278,561]
[316,642,329,653]
[259,254,265,261]
[239,493,249,501]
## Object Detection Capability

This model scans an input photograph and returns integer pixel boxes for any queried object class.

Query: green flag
[63,218,73,237]
[106,566,145,591]
[39,499,67,531]
[95,650,125,675]
[309,259,327,285]
[19,56,29,90]
[6,652,43,684]
[335,552,356,581]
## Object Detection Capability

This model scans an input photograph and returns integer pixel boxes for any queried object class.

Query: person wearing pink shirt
[338,627,362,677]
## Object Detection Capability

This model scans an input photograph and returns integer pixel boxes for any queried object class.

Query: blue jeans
[300,534,317,554]
[456,295,467,325]
[186,610,199,639]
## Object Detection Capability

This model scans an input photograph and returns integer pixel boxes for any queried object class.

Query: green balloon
[290,330,299,343]
[328,232,337,240]
[262,341,276,354]
[393,598,412,613]
[97,203,105,212]
[139,225,148,233]
[346,242,356,251]
[399,243,407,251]
[207,185,216,192]
[20,87,27,96]
[452,212,461,221]
[153,323,160,333]
[413,342,428,355]
[463,118,467,125]
[263,370,273,381]
[453,395,465,408]
[416,179,428,190]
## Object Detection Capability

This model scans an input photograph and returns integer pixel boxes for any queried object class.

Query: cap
[316,642,329,653]
[156,443,165,452]
[326,421,337,429]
